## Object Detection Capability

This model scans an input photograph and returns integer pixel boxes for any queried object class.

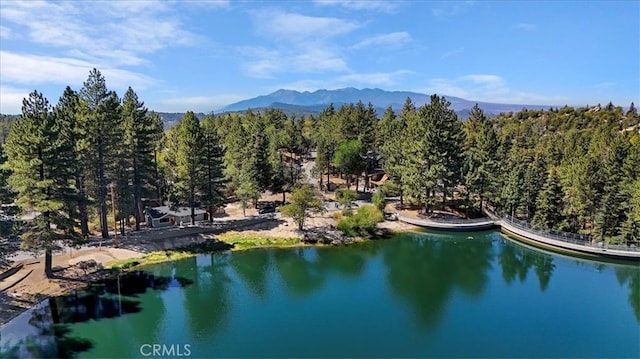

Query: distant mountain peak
[220,87,549,118]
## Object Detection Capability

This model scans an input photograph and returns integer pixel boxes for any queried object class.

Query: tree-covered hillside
[2,70,638,273]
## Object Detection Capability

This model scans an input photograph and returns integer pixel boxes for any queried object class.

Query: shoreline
[0,219,420,327]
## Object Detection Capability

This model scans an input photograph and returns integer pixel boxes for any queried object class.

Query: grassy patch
[217,231,300,250]
[108,241,232,270]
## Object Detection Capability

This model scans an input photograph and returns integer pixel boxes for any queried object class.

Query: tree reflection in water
[1,270,193,358]
[183,252,233,338]
[382,232,493,331]
[498,239,555,291]
[615,265,640,322]
[230,249,271,298]
[272,248,326,296]
[315,242,380,278]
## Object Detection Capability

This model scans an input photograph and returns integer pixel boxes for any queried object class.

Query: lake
[1,230,639,358]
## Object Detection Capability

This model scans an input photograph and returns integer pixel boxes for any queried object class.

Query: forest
[1,69,639,273]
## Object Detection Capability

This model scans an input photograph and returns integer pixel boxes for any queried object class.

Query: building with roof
[145,206,208,228]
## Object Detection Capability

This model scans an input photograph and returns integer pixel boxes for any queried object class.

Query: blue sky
[1,0,638,114]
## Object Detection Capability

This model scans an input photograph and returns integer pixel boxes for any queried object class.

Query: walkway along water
[397,208,640,261]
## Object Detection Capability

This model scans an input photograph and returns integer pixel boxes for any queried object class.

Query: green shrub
[372,190,386,212]
[337,205,384,237]
[337,219,359,237]
[341,208,354,217]
[380,180,400,197]
[335,188,357,207]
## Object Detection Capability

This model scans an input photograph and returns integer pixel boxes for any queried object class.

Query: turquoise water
[2,231,639,358]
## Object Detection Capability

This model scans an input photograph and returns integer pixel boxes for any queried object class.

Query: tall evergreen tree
[245,110,271,191]
[147,112,166,202]
[0,144,14,204]
[175,111,205,225]
[315,104,339,189]
[523,152,546,220]
[121,87,159,231]
[532,167,565,230]
[54,86,90,237]
[382,100,412,205]
[463,104,499,209]
[201,115,227,221]
[358,102,378,154]
[4,91,80,277]
[621,179,640,244]
[500,146,526,217]
[403,95,463,210]
[220,114,248,189]
[79,68,121,239]
[376,106,396,151]
[595,138,628,241]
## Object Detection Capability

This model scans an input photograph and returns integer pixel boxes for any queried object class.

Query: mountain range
[218,87,550,119]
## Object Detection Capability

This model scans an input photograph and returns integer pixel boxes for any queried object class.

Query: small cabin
[145,206,208,228]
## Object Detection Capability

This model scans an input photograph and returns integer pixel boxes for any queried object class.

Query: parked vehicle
[258,205,276,214]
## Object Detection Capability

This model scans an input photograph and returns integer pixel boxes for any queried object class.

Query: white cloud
[0,25,12,39]
[516,23,537,31]
[0,1,198,67]
[351,32,411,49]
[253,10,359,42]
[0,86,30,114]
[313,0,400,13]
[337,70,413,87]
[291,48,349,73]
[425,74,568,105]
[243,10,360,77]
[0,51,155,91]
[274,70,413,92]
[239,46,283,78]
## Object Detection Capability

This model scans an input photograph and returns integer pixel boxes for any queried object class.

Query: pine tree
[463,104,499,209]
[245,110,271,191]
[235,180,259,217]
[4,91,81,277]
[358,102,377,154]
[382,100,413,206]
[532,167,565,230]
[626,102,637,117]
[500,146,526,217]
[403,95,463,210]
[147,112,166,202]
[175,111,205,225]
[595,138,628,241]
[79,69,121,239]
[315,104,339,189]
[621,179,640,244]
[523,152,546,220]
[54,86,90,237]
[376,106,396,151]
[0,144,14,204]
[121,87,159,231]
[201,114,227,221]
